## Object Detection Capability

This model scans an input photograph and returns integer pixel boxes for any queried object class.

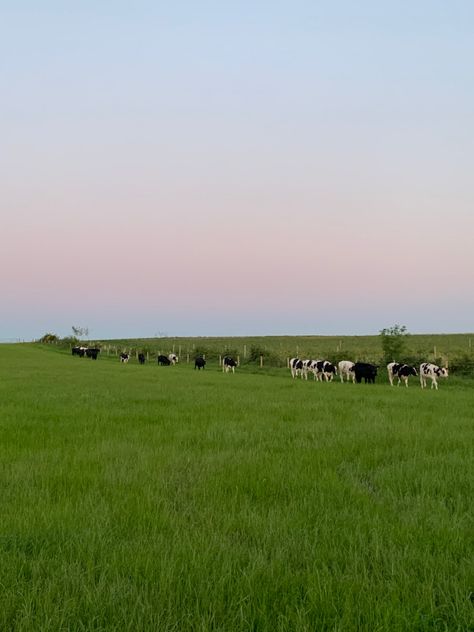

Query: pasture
[0,344,473,631]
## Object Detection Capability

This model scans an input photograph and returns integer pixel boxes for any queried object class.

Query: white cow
[419,362,448,390]
[338,360,355,383]
[168,353,178,365]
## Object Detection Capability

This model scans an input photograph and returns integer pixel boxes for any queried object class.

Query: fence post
[218,354,221,367]
[237,355,240,366]
[260,355,263,368]
[434,345,437,359]
[147,351,149,361]
[187,353,189,364]
[287,357,290,368]
[243,344,247,359]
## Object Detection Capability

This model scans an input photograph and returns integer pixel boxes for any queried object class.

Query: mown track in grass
[0,344,473,631]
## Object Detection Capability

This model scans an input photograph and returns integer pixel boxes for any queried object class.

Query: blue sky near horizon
[1,1,473,339]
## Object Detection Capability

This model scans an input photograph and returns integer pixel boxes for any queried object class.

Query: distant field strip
[0,345,473,631]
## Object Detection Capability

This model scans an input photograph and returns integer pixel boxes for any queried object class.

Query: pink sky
[2,2,474,339]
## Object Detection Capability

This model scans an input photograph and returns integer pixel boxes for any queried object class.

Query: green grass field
[0,344,473,631]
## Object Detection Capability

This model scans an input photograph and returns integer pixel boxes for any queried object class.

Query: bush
[244,345,284,367]
[448,353,474,376]
[61,336,79,347]
[39,333,59,343]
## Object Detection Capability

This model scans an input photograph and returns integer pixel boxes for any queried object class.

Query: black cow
[194,356,206,370]
[86,348,100,360]
[353,362,378,384]
[120,353,130,363]
[222,356,237,373]
[157,355,171,366]
[138,353,146,365]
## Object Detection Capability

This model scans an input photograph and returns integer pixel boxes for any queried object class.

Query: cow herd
[72,346,449,389]
[289,358,449,389]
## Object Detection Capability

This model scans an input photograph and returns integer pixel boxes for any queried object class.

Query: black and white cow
[72,346,87,357]
[168,353,178,365]
[309,360,335,382]
[138,353,146,365]
[85,348,100,360]
[353,362,378,384]
[289,358,303,379]
[222,356,237,373]
[323,362,337,381]
[420,362,448,390]
[338,360,356,383]
[194,356,206,370]
[387,362,417,387]
[157,355,171,366]
[120,353,130,363]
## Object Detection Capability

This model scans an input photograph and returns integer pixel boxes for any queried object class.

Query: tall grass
[0,344,472,630]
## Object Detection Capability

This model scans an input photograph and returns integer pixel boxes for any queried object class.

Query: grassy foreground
[0,344,473,631]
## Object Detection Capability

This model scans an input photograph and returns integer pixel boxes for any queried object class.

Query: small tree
[72,326,89,339]
[380,324,409,363]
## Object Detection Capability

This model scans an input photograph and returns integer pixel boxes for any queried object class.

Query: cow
[194,356,206,370]
[85,348,100,360]
[338,360,355,383]
[289,357,303,379]
[138,353,146,365]
[120,353,130,363]
[387,362,417,387]
[420,362,448,390]
[323,362,337,381]
[222,356,237,373]
[353,362,378,383]
[157,355,171,366]
[72,346,87,357]
[168,353,178,365]
[310,360,335,382]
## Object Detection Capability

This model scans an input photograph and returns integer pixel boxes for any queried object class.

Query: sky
[1,1,473,340]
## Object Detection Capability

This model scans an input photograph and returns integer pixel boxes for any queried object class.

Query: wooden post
[260,355,263,368]
[147,351,149,361]
[187,353,189,364]
[243,344,247,359]
[287,357,290,368]
[434,345,437,358]
[136,351,138,360]
[237,355,240,366]
[218,354,221,366]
